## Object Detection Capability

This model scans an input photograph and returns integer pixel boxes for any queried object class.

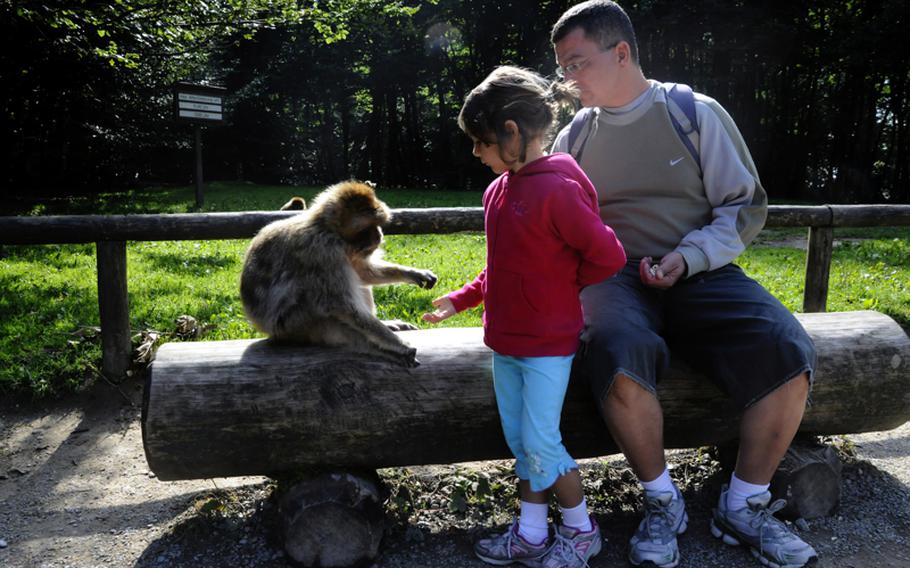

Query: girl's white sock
[559,498,592,532]
[518,500,549,544]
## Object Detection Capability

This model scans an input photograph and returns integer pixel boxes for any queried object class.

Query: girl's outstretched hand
[422,296,456,324]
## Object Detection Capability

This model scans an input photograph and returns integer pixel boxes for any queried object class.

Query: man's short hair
[551,0,639,65]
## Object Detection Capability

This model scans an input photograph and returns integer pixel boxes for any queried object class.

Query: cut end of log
[279,472,385,567]
[771,443,843,520]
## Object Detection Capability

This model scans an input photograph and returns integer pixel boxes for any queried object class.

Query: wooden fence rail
[1,204,909,380]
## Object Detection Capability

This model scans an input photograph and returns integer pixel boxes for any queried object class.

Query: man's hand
[422,296,457,324]
[639,253,687,289]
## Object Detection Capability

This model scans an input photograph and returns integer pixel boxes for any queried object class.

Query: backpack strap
[566,84,701,169]
[663,82,701,170]
[566,107,594,161]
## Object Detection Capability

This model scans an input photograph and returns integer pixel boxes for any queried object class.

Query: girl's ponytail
[458,66,580,164]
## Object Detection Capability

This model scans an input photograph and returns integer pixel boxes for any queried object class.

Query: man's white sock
[559,498,592,532]
[640,467,678,498]
[518,500,549,544]
[727,472,770,512]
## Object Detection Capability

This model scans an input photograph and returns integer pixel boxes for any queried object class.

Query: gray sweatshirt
[551,81,767,277]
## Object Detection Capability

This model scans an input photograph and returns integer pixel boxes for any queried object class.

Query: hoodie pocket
[486,269,540,335]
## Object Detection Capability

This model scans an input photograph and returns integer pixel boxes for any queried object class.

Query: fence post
[96,241,131,380]
[803,226,835,313]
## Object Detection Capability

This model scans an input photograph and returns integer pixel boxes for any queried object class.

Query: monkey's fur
[241,181,437,367]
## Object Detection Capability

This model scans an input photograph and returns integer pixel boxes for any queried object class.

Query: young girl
[423,66,626,568]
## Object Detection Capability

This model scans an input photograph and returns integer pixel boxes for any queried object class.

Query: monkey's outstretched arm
[356,258,438,289]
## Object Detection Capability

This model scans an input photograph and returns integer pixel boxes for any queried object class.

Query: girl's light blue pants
[492,353,579,492]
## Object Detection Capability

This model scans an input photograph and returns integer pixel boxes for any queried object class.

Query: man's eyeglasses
[556,42,619,80]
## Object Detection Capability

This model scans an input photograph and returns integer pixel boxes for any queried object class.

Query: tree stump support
[278,471,385,567]
[770,439,843,519]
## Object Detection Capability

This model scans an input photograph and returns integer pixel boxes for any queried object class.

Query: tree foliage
[2,0,908,202]
[2,0,301,189]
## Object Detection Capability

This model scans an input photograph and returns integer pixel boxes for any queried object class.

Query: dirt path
[0,381,272,567]
[1,378,909,568]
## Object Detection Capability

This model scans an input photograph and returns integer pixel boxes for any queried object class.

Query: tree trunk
[340,98,351,179]
[142,311,910,481]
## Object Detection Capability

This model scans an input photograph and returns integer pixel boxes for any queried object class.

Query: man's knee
[605,373,657,409]
[742,371,812,431]
[772,370,812,403]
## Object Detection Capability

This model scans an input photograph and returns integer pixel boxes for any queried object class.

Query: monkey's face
[350,225,384,255]
[315,181,391,255]
[334,189,390,247]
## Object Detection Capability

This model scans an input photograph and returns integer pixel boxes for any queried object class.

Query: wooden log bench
[142,310,910,566]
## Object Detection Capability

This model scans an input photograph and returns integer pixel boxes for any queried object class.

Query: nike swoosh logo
[670,157,685,166]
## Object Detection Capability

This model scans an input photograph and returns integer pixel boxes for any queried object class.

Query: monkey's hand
[383,319,418,332]
[394,346,420,368]
[411,269,438,289]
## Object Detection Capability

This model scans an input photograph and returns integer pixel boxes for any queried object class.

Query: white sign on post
[172,82,226,208]
[173,83,226,124]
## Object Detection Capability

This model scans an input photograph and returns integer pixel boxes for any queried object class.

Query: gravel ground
[1,378,909,568]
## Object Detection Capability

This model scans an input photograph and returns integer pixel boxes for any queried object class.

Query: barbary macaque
[241,181,437,366]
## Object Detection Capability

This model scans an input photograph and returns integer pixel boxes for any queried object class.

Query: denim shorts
[492,353,579,492]
[576,262,817,409]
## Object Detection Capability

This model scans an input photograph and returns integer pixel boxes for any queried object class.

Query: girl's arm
[551,181,626,285]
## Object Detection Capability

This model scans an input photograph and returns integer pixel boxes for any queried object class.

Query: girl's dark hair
[457,66,577,164]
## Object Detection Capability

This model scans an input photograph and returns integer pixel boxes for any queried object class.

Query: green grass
[741,239,910,320]
[1,182,907,399]
[0,244,104,396]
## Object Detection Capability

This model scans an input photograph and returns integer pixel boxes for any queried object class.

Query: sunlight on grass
[826,239,910,325]
[128,240,259,341]
[0,244,102,397]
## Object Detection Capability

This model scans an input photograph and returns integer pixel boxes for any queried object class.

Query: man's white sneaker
[711,484,818,568]
[628,489,687,568]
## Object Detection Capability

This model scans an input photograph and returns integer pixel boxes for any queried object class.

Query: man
[550,2,819,567]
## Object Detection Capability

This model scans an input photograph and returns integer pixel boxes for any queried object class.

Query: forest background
[3,0,909,205]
